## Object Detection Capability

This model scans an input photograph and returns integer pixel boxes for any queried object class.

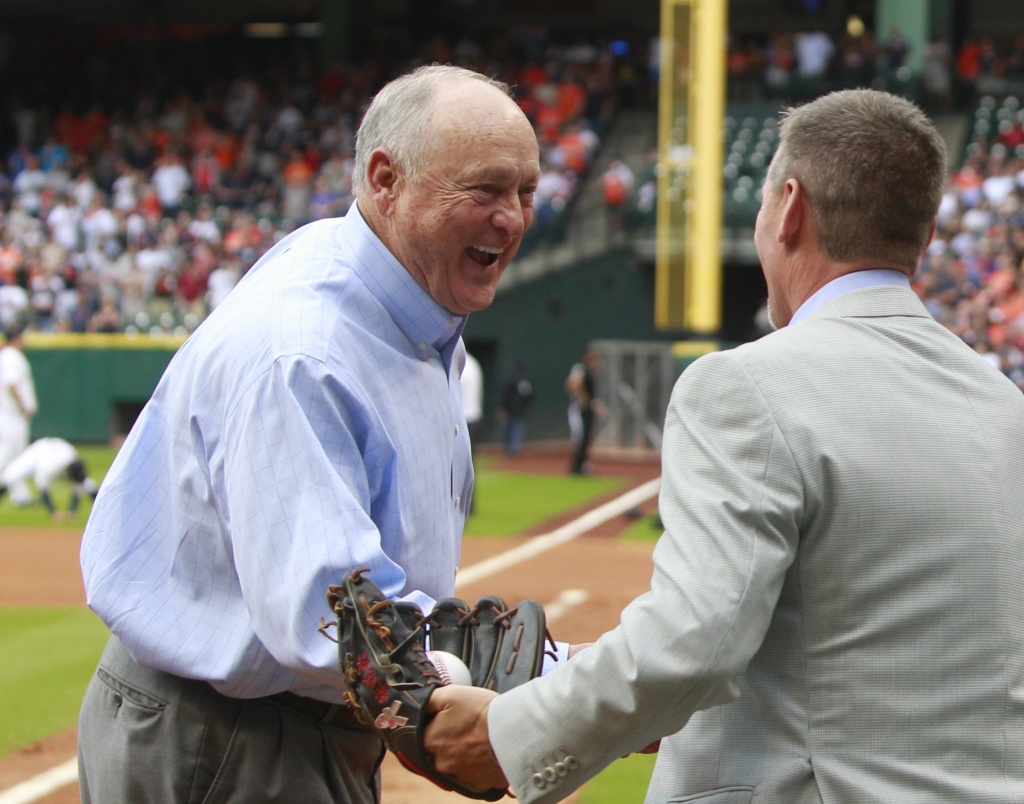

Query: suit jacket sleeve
[488,349,804,803]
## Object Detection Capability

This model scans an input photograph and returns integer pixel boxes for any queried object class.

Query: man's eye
[477,184,497,194]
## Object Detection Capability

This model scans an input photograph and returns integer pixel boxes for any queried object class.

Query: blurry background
[2,0,1022,453]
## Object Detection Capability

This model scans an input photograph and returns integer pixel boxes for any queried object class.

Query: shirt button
[417,342,427,350]
[454,495,461,508]
[455,424,460,436]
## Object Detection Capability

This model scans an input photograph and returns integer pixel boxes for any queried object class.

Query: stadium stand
[0,26,653,336]
[5,20,1024,396]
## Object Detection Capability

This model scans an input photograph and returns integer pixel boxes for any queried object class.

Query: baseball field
[0,445,664,803]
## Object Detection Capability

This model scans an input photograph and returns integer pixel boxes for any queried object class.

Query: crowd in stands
[0,26,647,336]
[726,26,922,106]
[726,27,1024,112]
[914,93,1024,391]
[6,22,1024,394]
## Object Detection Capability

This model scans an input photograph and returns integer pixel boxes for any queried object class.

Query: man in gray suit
[423,89,1024,803]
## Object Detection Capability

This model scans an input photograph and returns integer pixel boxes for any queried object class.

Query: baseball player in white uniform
[0,437,98,519]
[0,324,38,505]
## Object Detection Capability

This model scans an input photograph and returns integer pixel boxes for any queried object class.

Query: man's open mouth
[466,246,502,266]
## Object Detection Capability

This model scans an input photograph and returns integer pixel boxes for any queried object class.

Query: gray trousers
[78,635,385,803]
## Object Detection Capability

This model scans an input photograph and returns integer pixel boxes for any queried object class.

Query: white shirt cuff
[541,641,570,674]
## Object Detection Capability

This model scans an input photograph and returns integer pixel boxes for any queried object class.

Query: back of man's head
[767,89,946,272]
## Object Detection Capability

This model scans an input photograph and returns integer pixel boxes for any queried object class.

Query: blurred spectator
[281,146,315,225]
[88,297,123,332]
[881,26,911,71]
[764,34,796,93]
[499,361,533,457]
[12,154,46,215]
[206,255,243,312]
[46,192,81,252]
[190,148,221,199]
[794,30,835,79]
[602,158,635,233]
[150,151,191,218]
[565,349,606,475]
[923,38,954,110]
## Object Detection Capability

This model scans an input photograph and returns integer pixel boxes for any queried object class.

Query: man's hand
[568,641,594,659]
[425,685,508,793]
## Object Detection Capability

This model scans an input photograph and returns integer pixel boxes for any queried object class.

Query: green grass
[0,608,110,757]
[464,471,622,536]
[0,444,118,527]
[619,508,663,542]
[577,752,658,803]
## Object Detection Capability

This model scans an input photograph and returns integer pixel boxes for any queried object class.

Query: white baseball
[427,650,472,686]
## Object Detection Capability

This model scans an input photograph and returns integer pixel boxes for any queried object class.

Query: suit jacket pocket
[667,786,754,803]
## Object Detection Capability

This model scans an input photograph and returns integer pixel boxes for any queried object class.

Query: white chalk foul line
[0,476,660,804]
[543,588,590,624]
[455,476,660,589]
[0,758,78,804]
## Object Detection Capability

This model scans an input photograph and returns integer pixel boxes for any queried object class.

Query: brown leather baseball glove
[325,569,553,800]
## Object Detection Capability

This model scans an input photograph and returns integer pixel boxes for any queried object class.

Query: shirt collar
[344,203,466,367]
[789,268,911,326]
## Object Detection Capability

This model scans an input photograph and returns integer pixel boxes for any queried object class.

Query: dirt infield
[0,447,662,803]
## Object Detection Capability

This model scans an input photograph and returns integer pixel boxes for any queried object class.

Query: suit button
[543,766,557,782]
[555,761,568,777]
[565,755,579,769]
[532,773,546,789]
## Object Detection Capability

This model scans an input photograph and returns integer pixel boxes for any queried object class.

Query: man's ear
[778,178,805,245]
[366,149,401,215]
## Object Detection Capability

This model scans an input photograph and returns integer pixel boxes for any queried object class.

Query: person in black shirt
[499,361,533,457]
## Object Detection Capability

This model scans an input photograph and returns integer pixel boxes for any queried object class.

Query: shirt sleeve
[218,354,416,683]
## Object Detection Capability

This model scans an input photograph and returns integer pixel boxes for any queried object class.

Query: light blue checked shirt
[81,203,473,702]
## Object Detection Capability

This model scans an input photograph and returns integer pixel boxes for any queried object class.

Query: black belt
[266,691,372,731]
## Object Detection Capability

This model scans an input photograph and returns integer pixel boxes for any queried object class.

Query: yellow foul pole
[655,0,727,333]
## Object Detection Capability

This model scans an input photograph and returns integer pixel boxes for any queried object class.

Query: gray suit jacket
[489,286,1024,803]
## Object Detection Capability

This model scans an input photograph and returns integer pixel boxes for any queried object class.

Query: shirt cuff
[541,641,570,674]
